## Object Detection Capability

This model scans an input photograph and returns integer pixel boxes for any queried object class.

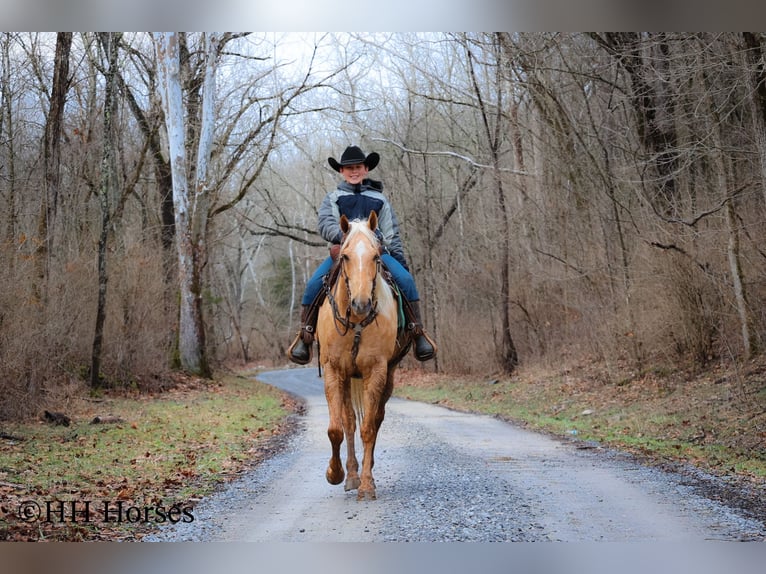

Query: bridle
[323,236,382,368]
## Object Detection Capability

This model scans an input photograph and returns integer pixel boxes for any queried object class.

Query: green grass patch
[0,373,294,541]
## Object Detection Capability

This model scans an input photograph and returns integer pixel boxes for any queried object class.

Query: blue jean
[302,254,419,305]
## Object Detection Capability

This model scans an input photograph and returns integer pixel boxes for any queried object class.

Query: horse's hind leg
[324,369,345,485]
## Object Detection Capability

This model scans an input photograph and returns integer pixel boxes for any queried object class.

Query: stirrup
[287,330,313,365]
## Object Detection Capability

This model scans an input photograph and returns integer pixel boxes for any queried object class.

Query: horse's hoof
[357,488,376,501]
[344,476,361,491]
[326,466,344,485]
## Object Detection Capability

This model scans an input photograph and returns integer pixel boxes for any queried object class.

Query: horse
[315,211,411,500]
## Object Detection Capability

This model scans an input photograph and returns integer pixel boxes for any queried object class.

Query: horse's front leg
[342,380,360,492]
[324,367,345,485]
[357,366,389,501]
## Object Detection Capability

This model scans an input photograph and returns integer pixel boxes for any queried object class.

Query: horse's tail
[350,376,365,429]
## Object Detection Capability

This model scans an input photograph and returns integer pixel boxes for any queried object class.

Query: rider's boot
[287,304,316,365]
[407,300,436,361]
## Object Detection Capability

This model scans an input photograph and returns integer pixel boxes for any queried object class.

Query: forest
[2,32,766,420]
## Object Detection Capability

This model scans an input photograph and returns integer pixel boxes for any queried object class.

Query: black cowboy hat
[328,145,380,172]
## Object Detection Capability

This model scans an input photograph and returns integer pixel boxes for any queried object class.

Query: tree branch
[371,138,531,176]
[245,223,325,247]
[640,180,752,227]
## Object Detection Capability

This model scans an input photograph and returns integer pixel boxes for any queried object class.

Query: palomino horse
[316,211,411,500]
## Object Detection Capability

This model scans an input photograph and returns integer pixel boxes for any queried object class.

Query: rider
[287,145,436,364]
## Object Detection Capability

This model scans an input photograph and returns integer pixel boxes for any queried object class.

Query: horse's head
[339,211,381,317]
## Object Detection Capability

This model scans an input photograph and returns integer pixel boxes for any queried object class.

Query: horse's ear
[340,214,350,234]
[368,210,378,232]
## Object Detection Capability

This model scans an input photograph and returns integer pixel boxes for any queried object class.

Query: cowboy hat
[328,145,380,172]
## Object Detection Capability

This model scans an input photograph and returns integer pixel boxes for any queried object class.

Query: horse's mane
[343,219,380,248]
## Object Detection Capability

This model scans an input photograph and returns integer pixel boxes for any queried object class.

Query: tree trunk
[155,32,218,377]
[595,33,680,211]
[36,31,72,301]
[719,141,755,357]
[703,47,757,359]
[112,60,176,275]
[741,33,766,206]
[725,198,754,357]
[91,32,120,388]
[465,38,519,373]
[1,34,17,255]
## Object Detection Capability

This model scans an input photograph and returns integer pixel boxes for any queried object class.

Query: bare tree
[110,35,176,274]
[90,32,120,388]
[154,32,219,377]
[36,32,72,300]
[741,33,766,206]
[3,32,766,412]
[461,35,519,373]
[0,33,18,253]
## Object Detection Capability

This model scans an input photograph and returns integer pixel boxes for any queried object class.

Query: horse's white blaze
[355,240,366,277]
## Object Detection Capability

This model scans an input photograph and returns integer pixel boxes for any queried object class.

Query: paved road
[146,367,765,542]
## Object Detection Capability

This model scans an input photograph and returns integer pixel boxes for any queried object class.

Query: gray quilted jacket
[317,179,409,270]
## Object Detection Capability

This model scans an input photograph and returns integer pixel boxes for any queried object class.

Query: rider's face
[340,163,369,185]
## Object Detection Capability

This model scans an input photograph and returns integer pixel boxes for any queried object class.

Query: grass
[0,372,297,541]
[394,356,766,482]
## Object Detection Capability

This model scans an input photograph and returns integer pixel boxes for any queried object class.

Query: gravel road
[146,367,765,542]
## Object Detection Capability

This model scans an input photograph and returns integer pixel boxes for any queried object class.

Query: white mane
[344,219,380,247]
